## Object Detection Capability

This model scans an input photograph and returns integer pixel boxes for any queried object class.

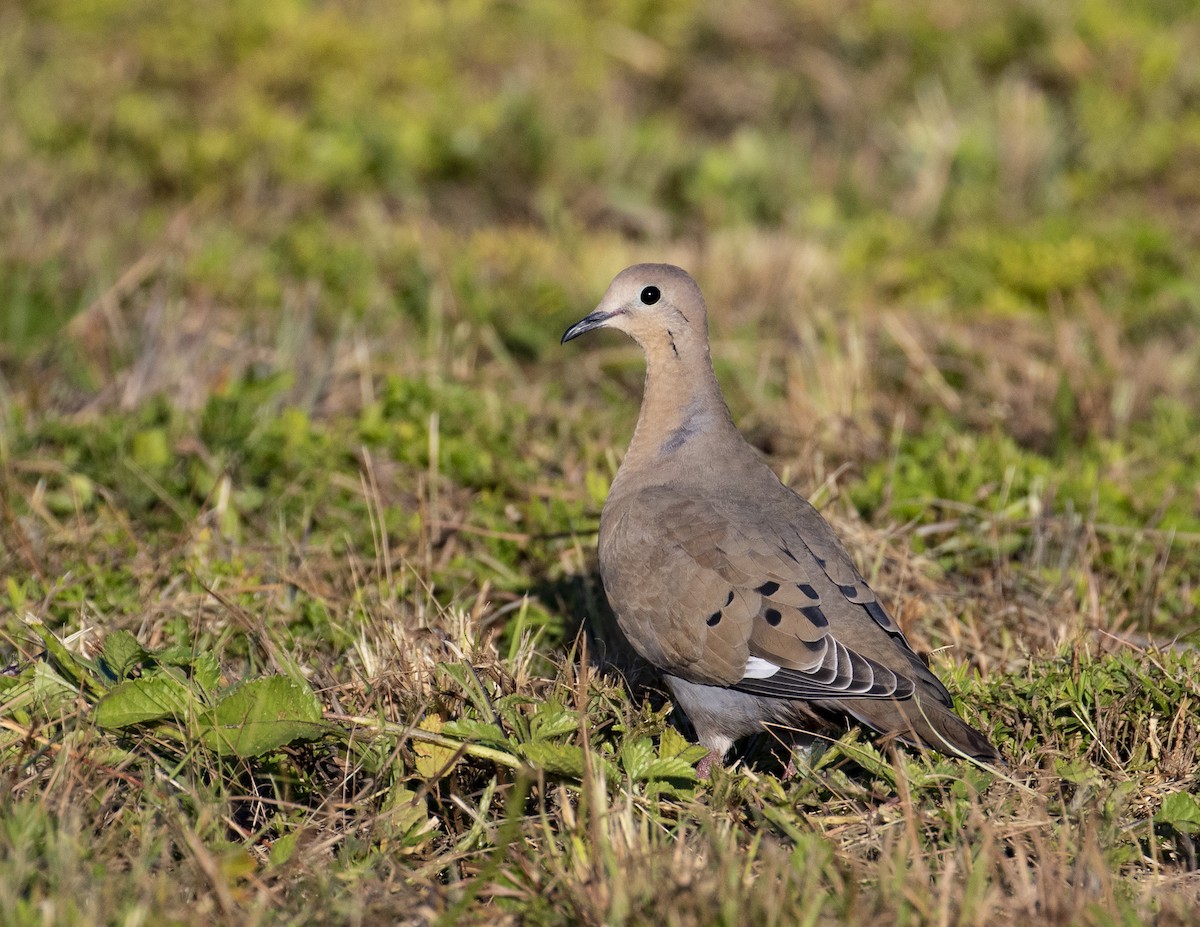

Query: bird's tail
[832,693,1002,765]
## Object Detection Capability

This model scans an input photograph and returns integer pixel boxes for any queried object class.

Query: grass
[2,0,1200,923]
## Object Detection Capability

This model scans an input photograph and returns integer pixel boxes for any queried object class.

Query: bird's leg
[695,750,719,779]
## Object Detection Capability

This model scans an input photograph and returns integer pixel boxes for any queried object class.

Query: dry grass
[4,265,1200,922]
[4,0,1200,923]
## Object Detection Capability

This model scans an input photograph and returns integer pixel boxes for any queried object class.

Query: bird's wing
[599,484,948,704]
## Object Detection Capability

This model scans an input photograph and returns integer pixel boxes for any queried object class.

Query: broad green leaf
[519,740,586,779]
[530,700,578,740]
[658,725,691,760]
[268,830,300,869]
[1158,792,1200,834]
[32,660,78,710]
[192,653,221,697]
[27,618,93,691]
[1054,757,1105,788]
[639,756,699,782]
[155,644,201,668]
[201,676,326,758]
[94,674,195,729]
[102,631,146,681]
[655,731,708,771]
[442,718,510,746]
[620,737,654,778]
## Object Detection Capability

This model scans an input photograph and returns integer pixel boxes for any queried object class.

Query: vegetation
[2,0,1200,922]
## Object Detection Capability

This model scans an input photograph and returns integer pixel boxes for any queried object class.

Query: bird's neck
[620,348,737,475]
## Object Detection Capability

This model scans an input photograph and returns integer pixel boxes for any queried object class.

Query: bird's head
[561,264,709,356]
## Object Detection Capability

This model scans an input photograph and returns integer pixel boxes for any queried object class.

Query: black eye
[640,285,661,305]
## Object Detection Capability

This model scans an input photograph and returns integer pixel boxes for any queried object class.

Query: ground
[2,1,1200,924]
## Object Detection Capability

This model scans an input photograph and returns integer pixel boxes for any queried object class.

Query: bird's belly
[663,674,820,757]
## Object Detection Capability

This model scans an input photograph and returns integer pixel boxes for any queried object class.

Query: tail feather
[828,693,1002,764]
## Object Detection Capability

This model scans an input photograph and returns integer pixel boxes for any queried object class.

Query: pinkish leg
[695,751,718,779]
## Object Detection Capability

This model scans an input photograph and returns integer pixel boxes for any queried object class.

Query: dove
[562,263,1000,775]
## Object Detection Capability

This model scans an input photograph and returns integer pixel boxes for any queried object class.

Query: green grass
[3,0,1200,923]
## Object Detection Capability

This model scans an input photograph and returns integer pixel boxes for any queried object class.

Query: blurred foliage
[1,0,1197,637]
[1,0,1199,352]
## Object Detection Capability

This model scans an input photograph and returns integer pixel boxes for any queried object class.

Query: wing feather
[599,486,940,703]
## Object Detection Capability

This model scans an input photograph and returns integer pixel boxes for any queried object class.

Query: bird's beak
[561,310,616,344]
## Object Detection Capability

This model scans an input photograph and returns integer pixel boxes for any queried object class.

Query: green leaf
[155,644,201,668]
[380,786,439,849]
[494,693,538,740]
[1158,792,1200,834]
[519,740,586,779]
[27,618,94,691]
[200,676,326,758]
[442,718,510,746]
[0,669,36,722]
[94,674,195,729]
[32,660,77,711]
[529,699,578,740]
[268,830,300,869]
[6,577,26,612]
[130,427,171,471]
[102,631,146,681]
[639,756,699,782]
[0,670,30,694]
[437,662,498,718]
[658,725,691,760]
[192,653,221,697]
[757,802,810,843]
[620,737,654,778]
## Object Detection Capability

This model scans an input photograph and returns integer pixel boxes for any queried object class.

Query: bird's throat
[621,352,734,473]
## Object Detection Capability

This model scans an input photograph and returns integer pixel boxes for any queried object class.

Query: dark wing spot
[800,605,828,627]
[756,581,780,596]
[764,608,782,627]
[839,583,872,605]
[864,600,895,630]
[725,590,735,606]
[798,584,819,600]
[706,611,722,627]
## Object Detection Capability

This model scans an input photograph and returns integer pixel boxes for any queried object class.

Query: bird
[562,263,1000,775]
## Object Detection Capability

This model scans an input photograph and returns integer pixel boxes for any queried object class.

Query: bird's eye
[640,285,661,305]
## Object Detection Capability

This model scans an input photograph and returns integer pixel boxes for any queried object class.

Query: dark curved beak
[561,310,614,344]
